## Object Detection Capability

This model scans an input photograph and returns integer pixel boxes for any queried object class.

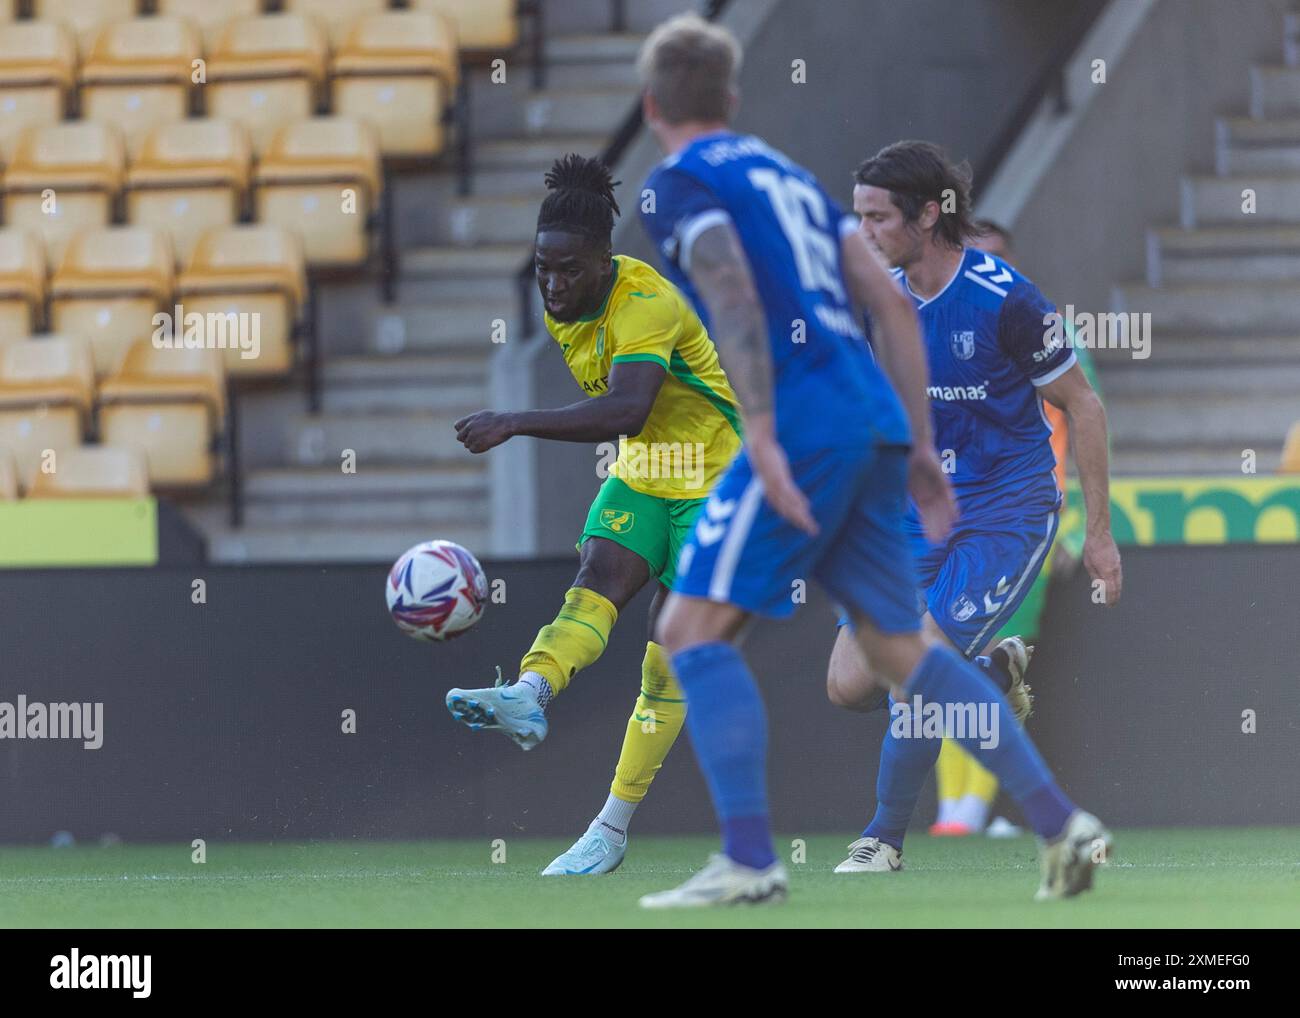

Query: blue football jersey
[640,131,910,454]
[866,248,1074,504]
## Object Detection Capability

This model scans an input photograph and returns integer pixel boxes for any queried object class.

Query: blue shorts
[672,442,920,632]
[837,472,1060,657]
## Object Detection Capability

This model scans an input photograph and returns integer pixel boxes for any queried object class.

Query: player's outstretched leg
[847,618,1111,898]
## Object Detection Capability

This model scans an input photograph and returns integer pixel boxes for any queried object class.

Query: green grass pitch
[2,828,1296,928]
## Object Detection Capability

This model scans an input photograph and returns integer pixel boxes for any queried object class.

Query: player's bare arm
[1039,363,1122,605]
[687,220,817,535]
[454,360,667,453]
[841,229,956,542]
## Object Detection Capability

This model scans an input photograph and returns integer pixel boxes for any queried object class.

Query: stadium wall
[529,0,1108,554]
[2,546,1295,844]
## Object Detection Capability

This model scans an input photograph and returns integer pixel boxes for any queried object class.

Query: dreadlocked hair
[537,154,622,243]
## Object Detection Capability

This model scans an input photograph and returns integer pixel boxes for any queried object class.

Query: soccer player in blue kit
[632,15,1113,909]
[826,141,1122,876]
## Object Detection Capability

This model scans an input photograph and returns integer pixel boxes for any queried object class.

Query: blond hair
[637,13,741,125]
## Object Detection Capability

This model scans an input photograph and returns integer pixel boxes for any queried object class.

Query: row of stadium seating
[0,13,460,161]
[0,334,225,492]
[1,116,379,270]
[1,224,306,378]
[0,442,151,497]
[2,0,517,54]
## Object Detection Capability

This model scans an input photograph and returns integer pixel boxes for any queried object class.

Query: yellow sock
[518,587,617,696]
[965,756,999,804]
[609,641,688,804]
[935,738,967,821]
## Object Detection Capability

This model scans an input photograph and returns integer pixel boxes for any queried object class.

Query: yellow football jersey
[544,255,741,499]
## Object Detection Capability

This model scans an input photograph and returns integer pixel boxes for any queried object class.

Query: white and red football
[385,540,488,641]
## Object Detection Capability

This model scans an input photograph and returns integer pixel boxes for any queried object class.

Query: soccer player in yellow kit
[448,154,741,874]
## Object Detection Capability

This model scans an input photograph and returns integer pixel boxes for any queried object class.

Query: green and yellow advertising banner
[0,499,159,567]
[1063,477,1300,546]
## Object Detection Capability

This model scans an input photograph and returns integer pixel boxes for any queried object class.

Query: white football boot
[638,854,788,909]
[445,668,548,751]
[1036,810,1112,901]
[833,836,904,873]
[995,635,1035,724]
[541,823,627,876]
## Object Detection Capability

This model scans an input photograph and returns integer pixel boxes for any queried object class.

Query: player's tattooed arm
[454,361,666,452]
[1039,364,1122,605]
[684,221,773,416]
[687,220,817,535]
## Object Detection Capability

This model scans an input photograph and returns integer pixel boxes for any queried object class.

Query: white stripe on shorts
[962,511,1057,657]
[708,476,766,603]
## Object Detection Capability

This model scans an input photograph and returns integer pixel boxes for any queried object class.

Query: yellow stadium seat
[126,119,252,268]
[2,121,125,271]
[207,14,328,156]
[155,0,261,49]
[409,0,517,52]
[98,339,224,486]
[0,228,46,343]
[49,226,174,378]
[33,0,138,56]
[27,443,149,497]
[176,224,305,377]
[0,20,77,162]
[283,0,386,47]
[1281,422,1300,474]
[254,115,380,267]
[331,12,458,158]
[0,446,17,500]
[0,334,95,489]
[79,18,201,158]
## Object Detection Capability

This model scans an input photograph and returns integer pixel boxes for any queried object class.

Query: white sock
[952,793,991,832]
[935,798,959,825]
[516,671,553,710]
[592,794,637,845]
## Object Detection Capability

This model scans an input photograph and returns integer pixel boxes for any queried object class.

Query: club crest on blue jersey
[950,593,978,623]
[950,330,975,360]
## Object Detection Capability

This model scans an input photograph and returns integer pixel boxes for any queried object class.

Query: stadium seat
[176,224,305,377]
[2,121,126,271]
[0,20,77,162]
[253,115,381,266]
[0,445,16,500]
[79,18,202,158]
[126,119,252,268]
[331,11,459,158]
[409,0,517,53]
[27,443,149,497]
[0,334,95,489]
[49,226,175,378]
[33,0,139,56]
[155,0,261,49]
[98,339,225,486]
[1280,422,1300,474]
[206,14,329,156]
[283,0,387,47]
[0,228,46,343]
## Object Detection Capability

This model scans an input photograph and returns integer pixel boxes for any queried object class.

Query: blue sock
[974,653,1012,695]
[906,645,1074,840]
[671,641,777,870]
[863,695,941,850]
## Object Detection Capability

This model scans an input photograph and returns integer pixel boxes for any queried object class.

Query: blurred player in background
[448,154,742,875]
[930,219,1109,839]
[633,15,1112,908]
[825,142,1121,874]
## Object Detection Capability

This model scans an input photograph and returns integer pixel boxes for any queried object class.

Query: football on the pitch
[386,540,489,641]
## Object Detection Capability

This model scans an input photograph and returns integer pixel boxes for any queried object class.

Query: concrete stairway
[1107,24,1300,476]
[196,1,699,563]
